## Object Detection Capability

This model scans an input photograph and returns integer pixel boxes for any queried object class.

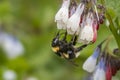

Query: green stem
[105,12,120,50]
[100,0,120,50]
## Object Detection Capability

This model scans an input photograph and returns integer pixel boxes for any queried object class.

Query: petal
[83,56,97,72]
[78,25,94,44]
[106,63,112,80]
[67,3,84,34]
[55,7,69,23]
[92,24,97,43]
[93,68,106,80]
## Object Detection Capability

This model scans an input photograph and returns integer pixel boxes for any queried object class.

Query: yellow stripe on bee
[63,53,69,59]
[52,47,59,52]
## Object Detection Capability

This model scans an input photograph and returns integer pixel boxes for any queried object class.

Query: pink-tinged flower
[93,59,106,80]
[106,62,112,80]
[83,43,102,72]
[78,24,94,44]
[55,0,70,29]
[67,3,84,35]
[92,20,98,43]
[105,53,120,80]
[78,12,98,44]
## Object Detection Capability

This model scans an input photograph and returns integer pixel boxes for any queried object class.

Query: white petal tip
[83,57,97,73]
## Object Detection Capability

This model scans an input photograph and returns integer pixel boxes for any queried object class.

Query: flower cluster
[83,40,120,80]
[54,1,120,80]
[55,0,105,44]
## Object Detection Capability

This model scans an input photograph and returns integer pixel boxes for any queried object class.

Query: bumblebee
[51,31,87,60]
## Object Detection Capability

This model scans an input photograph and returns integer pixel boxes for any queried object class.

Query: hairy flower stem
[100,0,120,53]
[105,12,120,50]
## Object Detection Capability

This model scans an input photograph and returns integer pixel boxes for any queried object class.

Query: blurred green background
[0,0,119,80]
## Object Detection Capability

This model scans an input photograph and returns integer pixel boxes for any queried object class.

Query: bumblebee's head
[52,37,59,47]
[51,32,60,52]
[52,38,60,52]
[52,31,61,47]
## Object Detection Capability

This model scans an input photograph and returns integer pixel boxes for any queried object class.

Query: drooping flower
[104,51,120,80]
[78,12,94,44]
[69,0,77,17]
[83,41,102,72]
[55,0,70,29]
[93,58,106,80]
[78,11,99,44]
[106,61,112,80]
[67,3,85,35]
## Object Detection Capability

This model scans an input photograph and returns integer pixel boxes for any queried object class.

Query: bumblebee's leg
[75,44,87,52]
[67,50,76,59]
[55,31,60,38]
[55,31,67,41]
[70,35,77,45]
[74,44,87,57]
[62,31,67,41]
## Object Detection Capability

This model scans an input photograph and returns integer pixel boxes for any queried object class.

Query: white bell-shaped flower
[67,3,84,35]
[78,13,94,44]
[3,70,17,80]
[83,56,97,73]
[83,43,102,72]
[93,59,106,80]
[78,25,94,44]
[1,33,24,59]
[93,68,106,80]
[55,0,70,29]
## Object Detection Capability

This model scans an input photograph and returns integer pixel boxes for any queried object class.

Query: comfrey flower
[83,41,103,72]
[93,58,106,80]
[92,20,99,43]
[1,33,24,59]
[69,0,77,17]
[55,0,70,29]
[67,3,85,35]
[78,12,95,44]
[104,50,120,80]
[92,43,120,80]
[105,61,112,80]
[3,70,17,80]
